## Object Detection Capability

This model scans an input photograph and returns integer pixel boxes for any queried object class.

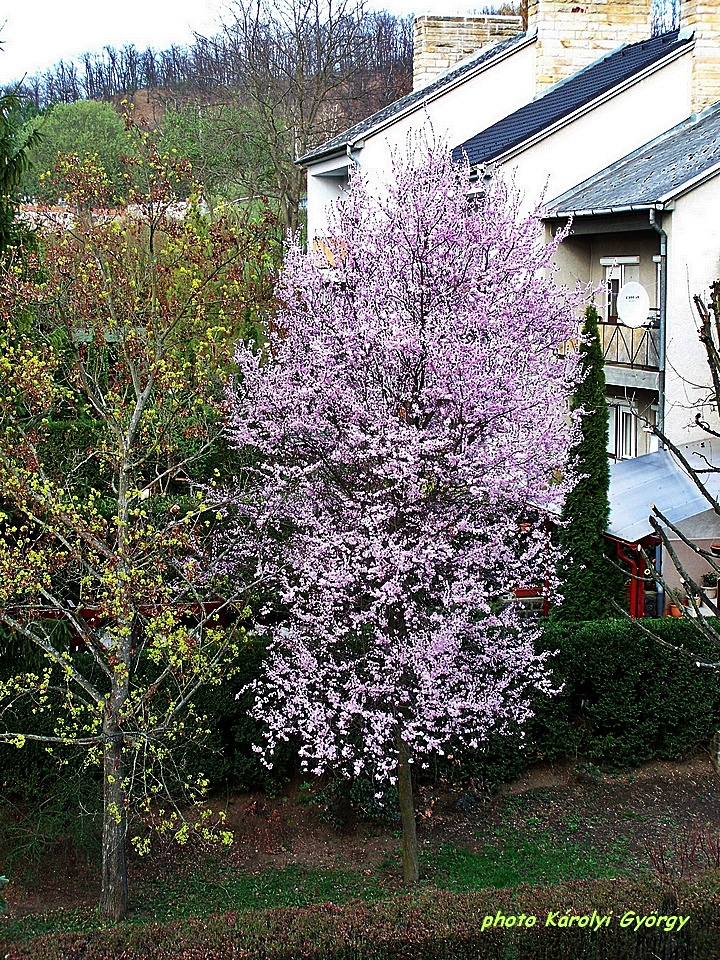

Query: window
[607,401,657,460]
[620,408,636,459]
[599,257,640,323]
[515,596,545,620]
[608,401,638,460]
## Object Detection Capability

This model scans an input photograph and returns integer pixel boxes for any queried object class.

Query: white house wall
[494,52,692,215]
[306,41,537,240]
[664,176,720,443]
[306,161,352,242]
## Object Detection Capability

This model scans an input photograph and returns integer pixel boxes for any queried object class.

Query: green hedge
[3,875,719,959]
[536,618,720,768]
[2,618,720,807]
[434,617,720,790]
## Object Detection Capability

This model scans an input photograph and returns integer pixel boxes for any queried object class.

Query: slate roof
[545,101,720,215]
[452,29,691,167]
[298,31,533,166]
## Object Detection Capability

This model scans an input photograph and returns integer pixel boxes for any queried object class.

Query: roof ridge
[530,27,681,102]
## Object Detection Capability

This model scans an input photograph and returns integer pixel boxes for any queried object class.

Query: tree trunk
[396,733,419,884]
[99,720,128,921]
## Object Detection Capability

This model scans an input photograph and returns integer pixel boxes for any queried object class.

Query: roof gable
[298,31,532,167]
[452,29,690,167]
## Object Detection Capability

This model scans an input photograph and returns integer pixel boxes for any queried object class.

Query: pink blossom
[219,145,584,783]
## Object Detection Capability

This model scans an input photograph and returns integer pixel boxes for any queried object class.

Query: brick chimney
[681,0,720,113]
[528,0,654,92]
[413,14,523,90]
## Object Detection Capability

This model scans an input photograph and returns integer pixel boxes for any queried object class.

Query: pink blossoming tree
[221,145,584,882]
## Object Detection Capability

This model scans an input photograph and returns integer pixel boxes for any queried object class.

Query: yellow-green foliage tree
[0,128,276,921]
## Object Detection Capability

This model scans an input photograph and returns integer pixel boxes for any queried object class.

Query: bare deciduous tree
[651,0,680,35]
[216,0,385,231]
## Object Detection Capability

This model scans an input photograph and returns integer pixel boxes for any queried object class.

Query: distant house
[542,94,720,617]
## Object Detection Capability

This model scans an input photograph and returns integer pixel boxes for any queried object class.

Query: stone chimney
[528,0,654,92]
[681,0,720,113]
[413,15,523,90]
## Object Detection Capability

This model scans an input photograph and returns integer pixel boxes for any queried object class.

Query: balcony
[599,318,660,370]
[599,316,661,392]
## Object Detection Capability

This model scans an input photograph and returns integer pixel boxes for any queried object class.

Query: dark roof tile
[452,29,690,166]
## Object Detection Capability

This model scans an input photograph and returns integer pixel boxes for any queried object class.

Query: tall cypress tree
[557,304,625,620]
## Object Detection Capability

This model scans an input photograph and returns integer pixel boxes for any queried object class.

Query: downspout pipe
[616,541,643,618]
[654,542,664,619]
[649,209,668,617]
[649,209,667,437]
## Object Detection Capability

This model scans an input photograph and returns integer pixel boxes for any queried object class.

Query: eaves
[548,151,720,218]
[549,201,675,218]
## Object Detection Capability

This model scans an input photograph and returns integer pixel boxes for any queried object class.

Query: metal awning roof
[608,446,720,543]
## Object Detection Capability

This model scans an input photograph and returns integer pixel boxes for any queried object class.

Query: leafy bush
[180,633,296,792]
[0,628,102,845]
[298,776,400,828]
[4,617,720,821]
[426,618,720,789]
[536,618,720,768]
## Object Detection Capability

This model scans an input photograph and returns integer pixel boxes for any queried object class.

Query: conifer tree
[0,91,41,255]
[557,304,625,620]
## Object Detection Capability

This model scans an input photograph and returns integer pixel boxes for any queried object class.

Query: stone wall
[413,15,523,90]
[681,0,720,112]
[528,0,654,91]
[413,2,720,112]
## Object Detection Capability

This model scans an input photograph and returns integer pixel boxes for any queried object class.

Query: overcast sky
[0,1,491,87]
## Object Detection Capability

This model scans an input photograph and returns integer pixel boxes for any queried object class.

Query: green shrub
[428,618,720,790]
[0,629,293,798]
[180,633,295,792]
[537,618,720,768]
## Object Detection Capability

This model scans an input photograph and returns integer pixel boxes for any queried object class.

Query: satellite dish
[617,281,650,328]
